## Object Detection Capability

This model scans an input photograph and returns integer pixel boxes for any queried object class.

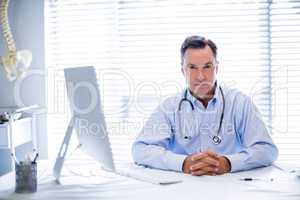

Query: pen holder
[15,161,37,193]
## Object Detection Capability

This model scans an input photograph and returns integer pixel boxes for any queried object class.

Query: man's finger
[201,156,220,167]
[190,152,208,161]
[191,166,217,176]
[206,172,217,176]
[191,169,206,176]
[190,161,218,172]
[191,150,219,162]
[204,149,219,159]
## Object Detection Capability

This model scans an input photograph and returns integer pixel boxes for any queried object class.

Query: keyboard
[115,166,183,185]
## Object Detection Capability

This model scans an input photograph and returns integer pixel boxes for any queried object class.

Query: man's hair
[180,35,217,65]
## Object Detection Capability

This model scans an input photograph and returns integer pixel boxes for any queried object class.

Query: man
[132,35,278,176]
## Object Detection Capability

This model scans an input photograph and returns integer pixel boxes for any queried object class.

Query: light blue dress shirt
[132,82,278,172]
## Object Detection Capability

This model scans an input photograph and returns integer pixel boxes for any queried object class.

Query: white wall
[0,0,47,158]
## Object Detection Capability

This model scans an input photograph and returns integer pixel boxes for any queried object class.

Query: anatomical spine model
[0,0,32,81]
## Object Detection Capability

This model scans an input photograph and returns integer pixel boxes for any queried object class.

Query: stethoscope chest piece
[212,135,222,145]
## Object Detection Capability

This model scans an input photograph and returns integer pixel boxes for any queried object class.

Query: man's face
[181,46,218,99]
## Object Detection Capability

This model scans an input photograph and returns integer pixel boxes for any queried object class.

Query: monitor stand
[53,116,74,183]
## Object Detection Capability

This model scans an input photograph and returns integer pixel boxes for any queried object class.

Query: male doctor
[132,35,278,176]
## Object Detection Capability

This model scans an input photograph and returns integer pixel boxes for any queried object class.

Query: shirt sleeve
[132,103,187,172]
[224,96,278,172]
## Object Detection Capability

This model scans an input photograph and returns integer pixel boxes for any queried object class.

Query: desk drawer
[0,118,32,148]
[13,118,32,147]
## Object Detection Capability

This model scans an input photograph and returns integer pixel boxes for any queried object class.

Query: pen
[239,177,274,181]
[240,178,259,181]
[32,153,39,163]
[11,153,19,165]
[25,153,31,165]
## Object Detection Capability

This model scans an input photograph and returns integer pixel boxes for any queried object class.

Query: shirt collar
[185,81,221,108]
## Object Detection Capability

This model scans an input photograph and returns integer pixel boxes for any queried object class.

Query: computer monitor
[53,66,115,182]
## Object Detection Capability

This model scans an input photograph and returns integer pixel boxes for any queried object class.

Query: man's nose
[195,68,205,80]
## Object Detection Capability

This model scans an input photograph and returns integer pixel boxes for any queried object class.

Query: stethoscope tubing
[178,86,225,145]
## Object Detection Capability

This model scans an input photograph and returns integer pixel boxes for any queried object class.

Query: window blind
[45,0,299,168]
[270,0,300,163]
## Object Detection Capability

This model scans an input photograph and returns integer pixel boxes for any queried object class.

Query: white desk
[0,118,32,148]
[0,118,33,176]
[0,162,299,200]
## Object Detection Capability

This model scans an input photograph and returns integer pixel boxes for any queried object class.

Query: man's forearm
[132,142,187,172]
[224,144,278,172]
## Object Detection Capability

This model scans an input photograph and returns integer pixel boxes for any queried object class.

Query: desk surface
[0,162,299,200]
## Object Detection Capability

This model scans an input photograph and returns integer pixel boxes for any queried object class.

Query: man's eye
[204,64,213,69]
[189,65,197,69]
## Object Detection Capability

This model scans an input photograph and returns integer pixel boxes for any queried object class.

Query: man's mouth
[194,82,212,88]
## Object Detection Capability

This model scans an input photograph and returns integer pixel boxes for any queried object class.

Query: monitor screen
[64,66,115,172]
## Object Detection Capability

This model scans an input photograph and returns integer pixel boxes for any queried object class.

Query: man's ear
[181,66,185,76]
[215,60,219,74]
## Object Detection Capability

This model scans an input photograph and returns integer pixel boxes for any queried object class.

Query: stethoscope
[178,86,225,145]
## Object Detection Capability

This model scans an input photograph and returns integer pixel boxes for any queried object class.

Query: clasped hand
[182,150,231,176]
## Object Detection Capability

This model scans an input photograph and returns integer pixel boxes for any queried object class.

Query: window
[270,0,300,163]
[45,0,300,167]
